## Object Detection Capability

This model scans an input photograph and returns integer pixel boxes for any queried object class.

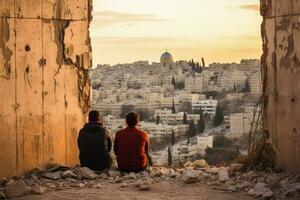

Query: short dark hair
[126,112,139,127]
[89,110,100,122]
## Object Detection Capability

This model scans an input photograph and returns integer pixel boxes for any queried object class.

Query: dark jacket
[78,122,112,171]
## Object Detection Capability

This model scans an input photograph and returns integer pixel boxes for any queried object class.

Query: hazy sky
[91,0,261,66]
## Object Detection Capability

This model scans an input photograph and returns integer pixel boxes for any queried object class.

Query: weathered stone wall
[261,0,300,171]
[0,0,92,177]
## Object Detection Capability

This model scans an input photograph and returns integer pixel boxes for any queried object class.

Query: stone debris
[62,170,77,179]
[218,168,229,182]
[0,191,6,199]
[182,170,200,184]
[108,170,121,178]
[229,163,244,172]
[184,159,209,169]
[4,180,27,199]
[42,171,62,180]
[0,160,298,199]
[31,184,46,194]
[75,167,98,180]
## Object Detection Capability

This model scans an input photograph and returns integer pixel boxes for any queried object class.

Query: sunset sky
[91,0,261,66]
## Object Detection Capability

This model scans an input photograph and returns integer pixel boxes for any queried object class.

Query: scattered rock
[42,172,62,180]
[139,184,151,191]
[227,185,237,192]
[168,169,179,178]
[294,183,300,191]
[129,172,137,179]
[236,181,250,190]
[284,189,297,197]
[159,167,169,176]
[31,185,46,194]
[229,163,244,172]
[252,182,272,197]
[149,167,161,177]
[120,183,128,188]
[93,183,102,189]
[262,189,274,199]
[182,170,200,184]
[77,183,85,188]
[75,167,97,180]
[4,180,27,199]
[0,192,6,199]
[62,170,77,179]
[247,189,255,196]
[115,177,123,183]
[108,170,121,178]
[218,168,229,182]
[193,160,210,168]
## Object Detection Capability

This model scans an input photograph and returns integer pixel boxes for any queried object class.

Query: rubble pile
[0,160,299,199]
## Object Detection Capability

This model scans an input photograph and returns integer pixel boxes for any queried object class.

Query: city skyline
[91,0,261,66]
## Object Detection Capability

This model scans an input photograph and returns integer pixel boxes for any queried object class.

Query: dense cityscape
[90,51,262,166]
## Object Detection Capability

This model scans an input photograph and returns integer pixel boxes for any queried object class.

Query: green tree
[156,115,161,125]
[197,109,205,133]
[201,57,206,68]
[139,108,151,121]
[120,105,135,118]
[171,76,176,86]
[213,135,232,148]
[171,130,176,145]
[241,79,251,93]
[214,104,224,126]
[183,112,188,124]
[168,146,173,167]
[172,99,176,114]
[188,120,197,138]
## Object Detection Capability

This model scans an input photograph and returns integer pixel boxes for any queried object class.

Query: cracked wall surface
[261,0,300,172]
[0,0,92,177]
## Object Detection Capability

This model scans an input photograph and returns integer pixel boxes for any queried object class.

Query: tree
[241,79,251,93]
[233,83,237,92]
[188,120,197,138]
[139,108,151,121]
[213,135,232,148]
[168,146,173,167]
[156,115,161,125]
[183,112,188,124]
[201,57,206,68]
[172,99,176,114]
[171,76,176,86]
[197,109,205,133]
[120,105,135,118]
[214,104,224,126]
[171,130,176,145]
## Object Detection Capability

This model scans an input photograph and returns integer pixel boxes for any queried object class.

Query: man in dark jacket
[78,110,112,171]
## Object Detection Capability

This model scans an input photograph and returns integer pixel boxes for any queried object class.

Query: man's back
[114,127,149,171]
[78,123,112,171]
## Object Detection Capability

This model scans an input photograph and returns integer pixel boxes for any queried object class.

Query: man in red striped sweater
[114,112,152,172]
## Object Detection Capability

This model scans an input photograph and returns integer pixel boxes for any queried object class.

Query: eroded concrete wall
[0,0,92,177]
[261,0,300,172]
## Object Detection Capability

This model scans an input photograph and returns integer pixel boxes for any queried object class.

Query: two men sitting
[78,110,152,172]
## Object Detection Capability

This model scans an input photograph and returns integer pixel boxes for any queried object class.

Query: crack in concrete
[0,17,13,80]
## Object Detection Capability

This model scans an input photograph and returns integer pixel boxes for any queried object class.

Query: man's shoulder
[136,128,148,139]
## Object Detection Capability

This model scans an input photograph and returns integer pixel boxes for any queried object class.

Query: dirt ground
[16,180,252,200]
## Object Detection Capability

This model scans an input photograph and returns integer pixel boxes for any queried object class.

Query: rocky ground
[0,160,299,199]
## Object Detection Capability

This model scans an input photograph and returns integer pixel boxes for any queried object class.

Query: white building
[172,134,213,163]
[248,73,262,95]
[229,112,253,138]
[154,109,200,125]
[191,100,218,115]
[140,122,189,138]
[197,134,213,155]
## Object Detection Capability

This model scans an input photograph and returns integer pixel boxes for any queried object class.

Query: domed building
[160,50,174,67]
